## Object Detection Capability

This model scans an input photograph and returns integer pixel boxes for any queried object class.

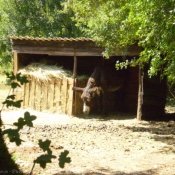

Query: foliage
[1,0,82,38]
[66,0,175,79]
[0,0,13,72]
[0,0,84,71]
[167,77,175,105]
[1,72,71,174]
[58,150,71,168]
[34,139,56,169]
[11,153,19,162]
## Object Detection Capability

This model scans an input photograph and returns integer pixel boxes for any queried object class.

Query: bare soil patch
[1,108,175,175]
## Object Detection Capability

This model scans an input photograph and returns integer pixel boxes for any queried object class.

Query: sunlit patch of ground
[1,75,175,175]
[1,108,175,175]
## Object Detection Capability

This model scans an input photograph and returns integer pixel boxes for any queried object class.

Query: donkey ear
[88,87,98,93]
[72,87,84,92]
[88,87,102,96]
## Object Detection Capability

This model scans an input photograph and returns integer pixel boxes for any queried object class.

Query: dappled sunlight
[1,108,175,174]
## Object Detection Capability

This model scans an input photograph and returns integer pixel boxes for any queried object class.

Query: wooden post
[73,50,77,115]
[13,52,18,74]
[137,68,143,120]
[73,55,77,79]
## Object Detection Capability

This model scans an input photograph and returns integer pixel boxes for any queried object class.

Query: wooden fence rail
[15,77,74,115]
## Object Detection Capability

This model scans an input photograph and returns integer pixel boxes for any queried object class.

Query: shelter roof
[9,36,142,57]
[8,35,93,42]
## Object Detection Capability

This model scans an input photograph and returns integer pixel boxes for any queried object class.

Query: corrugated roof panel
[8,36,93,42]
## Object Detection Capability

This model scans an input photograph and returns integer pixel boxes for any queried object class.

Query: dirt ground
[0,80,175,175]
[1,107,175,175]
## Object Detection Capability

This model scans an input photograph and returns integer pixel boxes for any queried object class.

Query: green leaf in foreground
[2,129,23,146]
[58,150,71,168]
[24,111,37,127]
[7,95,15,100]
[6,72,16,81]
[13,117,26,130]
[2,99,23,108]
[16,72,29,85]
[11,82,21,89]
[34,154,56,169]
[38,139,52,154]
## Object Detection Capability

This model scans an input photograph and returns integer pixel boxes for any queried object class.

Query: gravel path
[1,109,175,175]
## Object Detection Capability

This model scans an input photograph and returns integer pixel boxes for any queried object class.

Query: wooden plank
[73,55,77,79]
[125,94,138,102]
[137,68,143,120]
[125,82,138,93]
[13,52,18,74]
[35,81,42,111]
[143,96,166,106]
[142,105,165,120]
[61,78,68,114]
[52,79,56,113]
[12,42,142,56]
[13,45,104,56]
[66,78,74,115]
[23,81,30,108]
[14,86,24,107]
[74,79,86,115]
[29,78,35,109]
[47,79,54,112]
[54,78,62,113]
[41,81,48,112]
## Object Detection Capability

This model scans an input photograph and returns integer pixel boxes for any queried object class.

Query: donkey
[73,66,123,116]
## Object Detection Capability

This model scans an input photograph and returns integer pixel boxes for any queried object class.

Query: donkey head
[73,78,102,115]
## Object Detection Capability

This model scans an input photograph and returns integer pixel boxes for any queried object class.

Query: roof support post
[13,52,18,75]
[73,49,77,79]
[73,49,78,115]
[137,67,143,120]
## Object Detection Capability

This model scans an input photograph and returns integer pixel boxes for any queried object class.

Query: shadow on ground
[0,116,23,175]
[74,112,136,121]
[53,167,160,175]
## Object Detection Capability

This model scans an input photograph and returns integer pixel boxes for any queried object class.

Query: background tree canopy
[66,0,175,79]
[0,0,83,72]
[0,0,175,82]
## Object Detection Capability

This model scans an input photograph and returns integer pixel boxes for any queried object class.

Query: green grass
[0,74,10,105]
[11,153,19,161]
[0,74,6,83]
[0,74,10,88]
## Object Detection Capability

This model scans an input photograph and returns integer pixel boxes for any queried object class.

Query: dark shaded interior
[17,54,139,114]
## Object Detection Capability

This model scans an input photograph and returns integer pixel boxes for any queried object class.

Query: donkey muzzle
[83,103,90,115]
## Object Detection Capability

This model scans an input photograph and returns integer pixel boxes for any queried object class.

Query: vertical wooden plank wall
[35,81,42,111]
[29,77,35,108]
[73,78,88,115]
[41,82,48,112]
[141,70,167,120]
[54,79,62,113]
[47,79,54,111]
[61,78,68,113]
[23,82,30,107]
[15,77,74,115]
[137,65,167,120]
[14,86,24,107]
[124,67,139,113]
[67,78,74,115]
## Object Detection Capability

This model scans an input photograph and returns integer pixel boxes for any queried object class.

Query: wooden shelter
[9,36,167,120]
